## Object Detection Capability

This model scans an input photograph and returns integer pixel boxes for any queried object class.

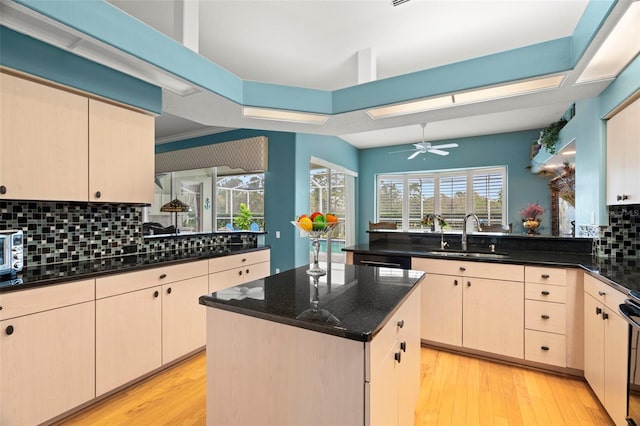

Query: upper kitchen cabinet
[0,71,89,201]
[0,70,154,204]
[89,99,154,204]
[606,96,640,205]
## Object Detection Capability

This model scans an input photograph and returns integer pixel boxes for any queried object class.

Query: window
[377,167,506,231]
[145,168,264,233]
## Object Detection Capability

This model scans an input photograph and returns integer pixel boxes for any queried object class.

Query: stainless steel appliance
[0,230,23,276]
[619,291,640,425]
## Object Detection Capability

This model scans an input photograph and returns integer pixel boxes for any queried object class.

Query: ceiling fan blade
[430,143,458,149]
[427,149,450,156]
[407,151,422,160]
[389,148,416,154]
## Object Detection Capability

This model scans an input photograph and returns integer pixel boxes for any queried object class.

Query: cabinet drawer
[525,300,566,334]
[525,266,566,286]
[96,260,208,299]
[525,283,567,303]
[525,329,566,367]
[243,261,271,282]
[208,249,271,273]
[584,274,627,311]
[209,268,243,293]
[411,257,523,281]
[0,279,95,320]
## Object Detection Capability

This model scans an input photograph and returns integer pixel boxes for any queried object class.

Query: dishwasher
[352,252,411,269]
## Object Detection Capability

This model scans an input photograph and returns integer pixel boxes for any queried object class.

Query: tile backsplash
[595,204,640,258]
[0,200,258,267]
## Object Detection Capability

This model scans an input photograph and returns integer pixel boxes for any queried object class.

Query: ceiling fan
[391,124,459,159]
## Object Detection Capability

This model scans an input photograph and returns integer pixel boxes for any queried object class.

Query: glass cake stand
[290,220,338,276]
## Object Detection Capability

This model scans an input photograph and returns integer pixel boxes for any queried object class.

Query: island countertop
[199,264,425,342]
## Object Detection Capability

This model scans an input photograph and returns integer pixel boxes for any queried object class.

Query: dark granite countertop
[0,246,270,293]
[344,243,640,296]
[199,264,425,342]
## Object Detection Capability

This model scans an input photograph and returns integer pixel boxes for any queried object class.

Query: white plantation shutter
[439,174,467,230]
[377,175,404,224]
[473,169,505,225]
[408,177,435,229]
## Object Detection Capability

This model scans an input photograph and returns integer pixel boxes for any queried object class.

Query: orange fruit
[325,213,338,223]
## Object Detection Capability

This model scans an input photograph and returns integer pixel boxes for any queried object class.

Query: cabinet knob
[603,312,609,320]
[0,185,6,195]
[623,195,629,201]
[400,341,407,352]
[246,269,250,274]
[459,267,466,272]
[596,307,602,315]
[242,258,247,262]
[394,351,402,363]
[467,281,471,287]
[238,270,243,276]
[541,274,550,279]
[541,314,550,320]
[541,346,550,351]
[95,191,102,199]
[541,290,550,296]
[598,291,606,296]
[153,290,159,298]
[618,194,623,201]
[167,287,172,294]
[5,325,14,335]
[453,279,458,286]
[159,273,167,279]
[397,320,404,328]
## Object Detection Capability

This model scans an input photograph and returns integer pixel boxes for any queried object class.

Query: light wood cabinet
[0,279,95,426]
[88,99,154,204]
[584,274,629,426]
[0,70,154,204]
[607,96,640,205]
[412,257,524,358]
[208,249,271,293]
[95,260,209,396]
[0,71,89,201]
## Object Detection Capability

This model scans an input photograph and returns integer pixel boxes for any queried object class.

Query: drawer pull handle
[242,258,247,262]
[541,346,550,351]
[397,320,405,328]
[154,290,159,298]
[159,274,167,279]
[95,191,102,199]
[598,291,606,296]
[453,280,458,286]
[596,307,602,315]
[459,267,466,272]
[394,351,402,363]
[400,341,407,352]
[239,270,243,276]
[246,269,250,274]
[167,287,172,294]
[541,274,550,279]
[541,291,550,296]
[603,312,609,320]
[5,325,14,335]
[467,281,471,287]
[0,185,6,195]
[541,314,550,320]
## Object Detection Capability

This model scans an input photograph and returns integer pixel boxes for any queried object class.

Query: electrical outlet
[275,268,280,273]
[276,231,280,238]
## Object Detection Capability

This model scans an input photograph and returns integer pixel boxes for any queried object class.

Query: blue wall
[357,130,550,243]
[157,130,358,272]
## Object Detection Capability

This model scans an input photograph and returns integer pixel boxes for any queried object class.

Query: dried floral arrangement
[421,214,449,229]
[519,203,544,221]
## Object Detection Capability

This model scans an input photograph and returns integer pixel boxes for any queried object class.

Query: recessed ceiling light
[454,75,566,104]
[242,107,329,125]
[366,95,454,120]
[577,2,640,84]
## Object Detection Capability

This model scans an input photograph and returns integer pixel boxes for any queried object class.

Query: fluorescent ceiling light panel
[366,95,454,119]
[454,75,565,104]
[242,107,329,125]
[577,2,640,84]
[561,150,576,155]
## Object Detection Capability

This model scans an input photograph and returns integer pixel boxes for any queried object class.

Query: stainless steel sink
[422,250,509,259]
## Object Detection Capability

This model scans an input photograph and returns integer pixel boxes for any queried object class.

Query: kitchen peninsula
[199,264,424,426]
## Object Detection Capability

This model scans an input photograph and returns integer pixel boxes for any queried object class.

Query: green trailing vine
[538,118,568,154]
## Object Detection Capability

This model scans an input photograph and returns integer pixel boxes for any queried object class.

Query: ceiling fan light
[366,95,454,120]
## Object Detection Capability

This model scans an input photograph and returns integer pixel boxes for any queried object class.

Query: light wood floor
[55,347,613,426]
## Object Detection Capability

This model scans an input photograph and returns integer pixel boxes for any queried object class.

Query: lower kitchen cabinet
[584,274,628,426]
[0,279,95,426]
[420,273,462,346]
[208,249,271,292]
[96,285,163,396]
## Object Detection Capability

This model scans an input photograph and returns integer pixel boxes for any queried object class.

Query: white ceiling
[100,0,626,148]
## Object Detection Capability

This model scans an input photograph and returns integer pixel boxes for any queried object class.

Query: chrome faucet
[462,214,482,251]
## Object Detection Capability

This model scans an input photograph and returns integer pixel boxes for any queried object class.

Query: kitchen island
[199,264,424,426]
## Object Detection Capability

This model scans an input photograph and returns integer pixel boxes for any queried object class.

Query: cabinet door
[162,276,208,364]
[368,347,399,426]
[421,273,462,345]
[463,278,524,358]
[0,302,95,426]
[604,310,629,426]
[584,293,605,402]
[96,287,162,396]
[0,72,88,201]
[397,287,421,426]
[88,99,154,204]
